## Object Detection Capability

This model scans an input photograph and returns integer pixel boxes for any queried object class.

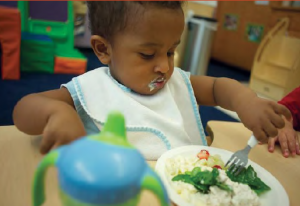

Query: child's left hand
[236,97,292,143]
[268,117,300,157]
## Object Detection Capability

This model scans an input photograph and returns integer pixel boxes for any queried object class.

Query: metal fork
[225,135,258,176]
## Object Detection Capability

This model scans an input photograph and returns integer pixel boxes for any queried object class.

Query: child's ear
[90,35,111,65]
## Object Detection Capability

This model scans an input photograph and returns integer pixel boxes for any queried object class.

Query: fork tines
[225,156,246,176]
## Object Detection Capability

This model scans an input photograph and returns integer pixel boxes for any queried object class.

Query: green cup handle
[32,150,59,206]
[141,166,170,206]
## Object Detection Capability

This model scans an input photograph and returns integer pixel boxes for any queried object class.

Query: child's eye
[139,53,155,60]
[167,52,175,57]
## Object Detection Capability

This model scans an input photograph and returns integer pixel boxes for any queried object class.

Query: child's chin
[142,90,159,96]
[139,89,160,96]
[132,85,165,96]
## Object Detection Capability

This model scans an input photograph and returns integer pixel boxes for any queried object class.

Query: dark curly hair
[86,1,184,43]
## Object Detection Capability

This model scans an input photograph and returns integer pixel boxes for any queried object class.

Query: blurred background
[0,1,300,133]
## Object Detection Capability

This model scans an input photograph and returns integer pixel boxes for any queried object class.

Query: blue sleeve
[62,81,83,113]
[62,81,100,135]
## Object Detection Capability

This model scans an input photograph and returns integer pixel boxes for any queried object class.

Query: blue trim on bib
[178,69,207,146]
[107,69,132,93]
[63,81,100,135]
[73,78,171,150]
[126,127,171,150]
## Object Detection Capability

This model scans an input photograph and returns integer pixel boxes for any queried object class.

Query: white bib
[73,67,207,160]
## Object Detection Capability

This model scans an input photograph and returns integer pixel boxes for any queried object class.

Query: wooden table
[0,121,299,206]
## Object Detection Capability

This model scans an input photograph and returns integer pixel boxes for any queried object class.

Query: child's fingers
[40,136,55,155]
[253,127,268,143]
[273,104,292,121]
[51,142,63,151]
[269,112,285,129]
[268,137,276,152]
[286,132,297,156]
[262,121,278,138]
[279,134,289,158]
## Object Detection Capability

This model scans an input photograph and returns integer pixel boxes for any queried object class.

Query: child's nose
[154,59,170,74]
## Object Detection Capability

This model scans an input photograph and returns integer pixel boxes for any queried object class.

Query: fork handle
[247,135,258,148]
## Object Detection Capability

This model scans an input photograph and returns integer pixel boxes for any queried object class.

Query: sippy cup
[32,111,170,206]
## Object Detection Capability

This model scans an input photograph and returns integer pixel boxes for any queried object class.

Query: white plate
[155,145,289,206]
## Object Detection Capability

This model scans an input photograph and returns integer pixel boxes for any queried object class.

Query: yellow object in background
[250,18,300,101]
[73,1,87,37]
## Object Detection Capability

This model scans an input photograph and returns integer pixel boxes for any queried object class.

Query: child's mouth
[148,76,166,92]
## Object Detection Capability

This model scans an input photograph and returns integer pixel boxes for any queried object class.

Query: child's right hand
[40,108,86,154]
[268,117,300,157]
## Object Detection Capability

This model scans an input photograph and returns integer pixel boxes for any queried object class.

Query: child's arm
[13,88,86,154]
[190,76,291,143]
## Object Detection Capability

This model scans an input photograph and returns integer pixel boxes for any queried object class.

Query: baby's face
[109,6,184,95]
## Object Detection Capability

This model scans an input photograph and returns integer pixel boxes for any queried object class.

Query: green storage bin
[21,39,55,73]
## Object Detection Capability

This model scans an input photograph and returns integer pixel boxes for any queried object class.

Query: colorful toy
[21,32,55,73]
[32,111,170,206]
[0,6,21,80]
[18,1,87,75]
[54,55,87,75]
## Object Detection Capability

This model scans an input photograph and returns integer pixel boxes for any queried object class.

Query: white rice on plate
[165,155,260,206]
